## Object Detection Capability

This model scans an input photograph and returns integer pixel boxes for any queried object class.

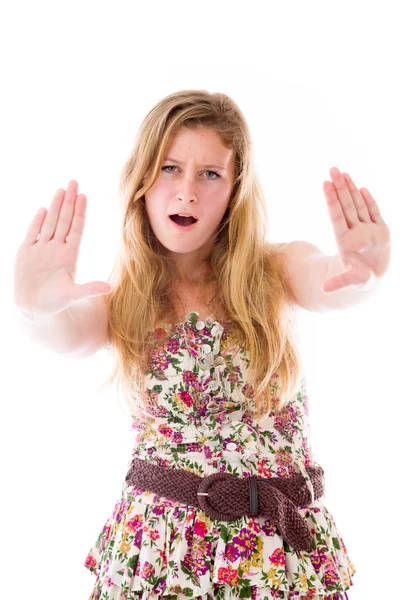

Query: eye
[161,165,220,180]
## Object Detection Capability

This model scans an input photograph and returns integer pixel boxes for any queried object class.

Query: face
[144,126,235,282]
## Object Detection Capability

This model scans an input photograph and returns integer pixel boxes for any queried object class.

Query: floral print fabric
[84,311,356,599]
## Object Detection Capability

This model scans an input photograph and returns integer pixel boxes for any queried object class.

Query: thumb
[70,281,113,303]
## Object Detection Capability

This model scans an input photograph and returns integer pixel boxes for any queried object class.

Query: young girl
[14,90,391,600]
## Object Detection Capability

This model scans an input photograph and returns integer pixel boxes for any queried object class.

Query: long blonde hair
[103,89,303,420]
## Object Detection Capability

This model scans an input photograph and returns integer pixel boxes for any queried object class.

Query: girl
[14,90,391,600]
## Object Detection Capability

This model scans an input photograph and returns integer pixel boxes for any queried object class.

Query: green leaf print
[170,415,186,425]
[170,357,183,371]
[309,512,317,525]
[283,539,292,553]
[181,587,194,596]
[151,384,164,393]
[127,554,138,571]
[332,536,341,550]
[239,586,253,598]
[220,523,230,543]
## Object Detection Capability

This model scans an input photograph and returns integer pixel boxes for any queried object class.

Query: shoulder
[270,240,324,260]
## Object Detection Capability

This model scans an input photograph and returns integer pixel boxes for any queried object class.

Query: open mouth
[169,215,198,226]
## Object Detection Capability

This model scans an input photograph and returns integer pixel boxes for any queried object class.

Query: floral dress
[84,311,356,600]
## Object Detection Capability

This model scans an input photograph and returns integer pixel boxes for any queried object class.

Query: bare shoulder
[270,240,324,259]
[269,240,330,312]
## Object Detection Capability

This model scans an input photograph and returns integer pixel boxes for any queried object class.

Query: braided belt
[125,457,325,551]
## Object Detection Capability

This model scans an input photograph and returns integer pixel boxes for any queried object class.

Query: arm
[15,294,109,358]
[276,240,386,313]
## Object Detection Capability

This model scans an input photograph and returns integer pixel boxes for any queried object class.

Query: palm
[321,168,391,293]
[14,241,80,314]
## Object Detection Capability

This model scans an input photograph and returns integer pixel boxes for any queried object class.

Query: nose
[176,174,198,203]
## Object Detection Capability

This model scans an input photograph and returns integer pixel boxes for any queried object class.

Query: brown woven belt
[125,457,325,551]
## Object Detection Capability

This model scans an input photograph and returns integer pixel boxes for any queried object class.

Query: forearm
[15,302,90,355]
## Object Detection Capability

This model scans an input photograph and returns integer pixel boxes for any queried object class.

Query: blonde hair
[103,89,303,420]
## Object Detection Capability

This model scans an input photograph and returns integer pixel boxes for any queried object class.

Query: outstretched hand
[321,167,391,293]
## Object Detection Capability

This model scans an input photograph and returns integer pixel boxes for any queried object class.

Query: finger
[21,205,49,246]
[53,180,80,243]
[322,179,349,242]
[359,186,386,226]
[39,184,78,243]
[65,193,87,250]
[342,172,372,222]
[329,167,359,227]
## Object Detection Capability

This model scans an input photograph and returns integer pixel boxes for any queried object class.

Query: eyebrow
[164,156,227,171]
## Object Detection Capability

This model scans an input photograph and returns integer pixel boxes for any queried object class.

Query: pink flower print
[247,517,261,533]
[275,447,293,467]
[172,431,183,443]
[204,445,213,459]
[84,554,97,569]
[242,412,253,425]
[160,550,167,567]
[193,555,209,576]
[104,524,111,541]
[232,527,257,559]
[182,552,193,572]
[182,370,199,387]
[257,458,273,478]
[192,539,211,560]
[158,424,173,437]
[179,390,193,408]
[152,504,166,516]
[271,590,285,598]
[187,442,202,452]
[167,337,180,353]
[126,514,143,532]
[134,528,143,548]
[113,500,129,523]
[224,542,241,563]
[218,565,239,585]
[151,347,171,372]
[268,547,285,566]
[242,382,254,398]
[194,520,208,538]
[323,569,339,587]
[227,367,240,384]
[260,519,278,537]
[134,559,140,576]
[150,529,160,541]
[154,579,167,594]
[184,525,194,546]
[140,561,155,580]
[310,547,330,574]
[276,466,290,478]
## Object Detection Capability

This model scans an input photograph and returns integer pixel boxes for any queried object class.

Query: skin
[144,126,236,285]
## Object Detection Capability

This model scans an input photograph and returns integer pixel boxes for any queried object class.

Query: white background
[2,1,399,599]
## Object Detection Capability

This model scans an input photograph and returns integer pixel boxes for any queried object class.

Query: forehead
[165,126,234,163]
